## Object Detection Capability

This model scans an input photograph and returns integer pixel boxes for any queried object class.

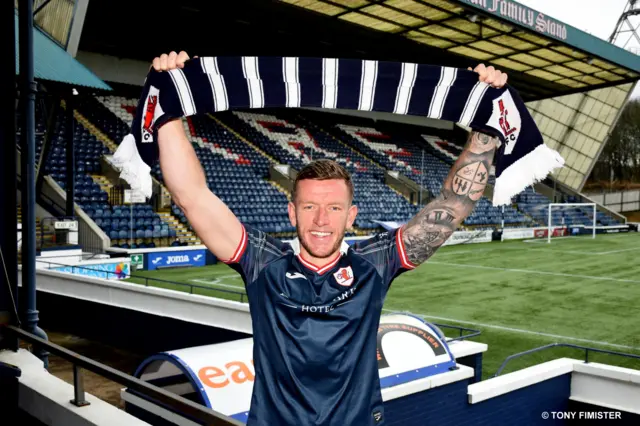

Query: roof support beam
[66,0,90,57]
[33,0,52,17]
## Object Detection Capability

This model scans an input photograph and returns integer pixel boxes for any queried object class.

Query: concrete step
[69,106,118,153]
[268,181,291,200]
[90,174,114,203]
[207,114,277,164]
[157,212,201,245]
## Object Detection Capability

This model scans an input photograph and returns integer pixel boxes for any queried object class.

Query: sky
[515,0,640,98]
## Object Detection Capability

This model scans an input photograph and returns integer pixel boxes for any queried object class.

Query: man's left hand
[468,64,508,89]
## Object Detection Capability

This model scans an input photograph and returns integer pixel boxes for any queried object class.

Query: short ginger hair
[292,159,354,203]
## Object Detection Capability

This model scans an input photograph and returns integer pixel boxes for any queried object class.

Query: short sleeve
[351,226,417,287]
[220,223,288,286]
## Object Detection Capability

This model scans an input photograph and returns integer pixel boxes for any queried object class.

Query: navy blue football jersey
[222,224,416,426]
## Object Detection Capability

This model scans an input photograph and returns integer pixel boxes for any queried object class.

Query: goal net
[547,203,596,243]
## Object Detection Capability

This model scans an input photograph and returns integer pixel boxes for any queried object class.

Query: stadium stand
[176,115,295,236]
[295,111,532,229]
[23,97,189,249]
[31,93,619,238]
[216,109,422,231]
[423,136,463,163]
[78,95,204,247]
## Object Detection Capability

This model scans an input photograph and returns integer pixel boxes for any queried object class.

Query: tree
[588,99,640,189]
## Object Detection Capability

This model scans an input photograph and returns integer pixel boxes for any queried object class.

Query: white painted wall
[0,349,150,426]
[587,190,640,213]
[21,267,253,334]
[468,357,640,416]
[75,51,150,87]
[571,362,640,415]
[36,248,84,268]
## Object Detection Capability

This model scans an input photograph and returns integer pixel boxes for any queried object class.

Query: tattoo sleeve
[402,131,497,266]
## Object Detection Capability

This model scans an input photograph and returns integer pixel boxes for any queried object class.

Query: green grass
[125,266,249,302]
[124,233,640,379]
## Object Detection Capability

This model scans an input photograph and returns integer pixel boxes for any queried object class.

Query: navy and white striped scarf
[112,56,564,206]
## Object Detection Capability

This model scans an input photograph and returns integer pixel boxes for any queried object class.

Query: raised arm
[401,131,497,265]
[155,51,243,261]
[401,63,507,266]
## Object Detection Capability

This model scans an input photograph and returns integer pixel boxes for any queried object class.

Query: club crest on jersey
[334,266,354,287]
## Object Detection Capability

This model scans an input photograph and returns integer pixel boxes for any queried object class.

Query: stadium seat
[35,92,620,244]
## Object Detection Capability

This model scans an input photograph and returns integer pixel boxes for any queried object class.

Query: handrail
[432,323,481,342]
[381,311,481,343]
[36,259,248,303]
[2,325,242,425]
[17,173,67,218]
[492,343,640,378]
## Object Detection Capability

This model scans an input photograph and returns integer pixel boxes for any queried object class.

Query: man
[153,51,507,425]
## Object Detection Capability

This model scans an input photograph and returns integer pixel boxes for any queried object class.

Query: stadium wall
[17,284,248,355]
[587,190,640,213]
[384,375,569,426]
[75,51,150,87]
[123,354,640,425]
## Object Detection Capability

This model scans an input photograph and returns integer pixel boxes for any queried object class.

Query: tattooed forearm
[402,131,498,265]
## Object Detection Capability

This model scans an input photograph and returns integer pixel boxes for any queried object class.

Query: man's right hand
[152,51,192,71]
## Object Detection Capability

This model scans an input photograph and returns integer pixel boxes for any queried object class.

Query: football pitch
[125,232,640,379]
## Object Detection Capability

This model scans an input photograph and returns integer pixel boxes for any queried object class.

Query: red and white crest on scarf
[334,266,354,287]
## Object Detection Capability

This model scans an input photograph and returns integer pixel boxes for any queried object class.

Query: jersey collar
[289,238,349,275]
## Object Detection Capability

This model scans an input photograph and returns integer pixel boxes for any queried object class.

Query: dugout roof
[13,12,111,91]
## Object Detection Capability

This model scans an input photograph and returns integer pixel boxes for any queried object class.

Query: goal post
[547,203,596,243]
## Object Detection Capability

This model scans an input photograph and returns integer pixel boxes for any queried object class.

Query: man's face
[288,179,357,261]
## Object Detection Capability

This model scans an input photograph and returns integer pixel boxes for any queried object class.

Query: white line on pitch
[426,261,640,284]
[191,274,241,283]
[382,309,640,351]
[191,277,244,290]
[435,248,497,257]
[520,247,613,256]
[436,243,630,257]
[438,246,602,256]
[597,247,639,255]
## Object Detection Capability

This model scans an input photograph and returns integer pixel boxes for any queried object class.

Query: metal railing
[76,216,109,254]
[36,260,248,303]
[1,325,242,425]
[433,323,481,342]
[492,343,640,378]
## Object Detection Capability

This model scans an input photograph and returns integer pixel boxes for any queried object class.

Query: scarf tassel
[492,143,565,206]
